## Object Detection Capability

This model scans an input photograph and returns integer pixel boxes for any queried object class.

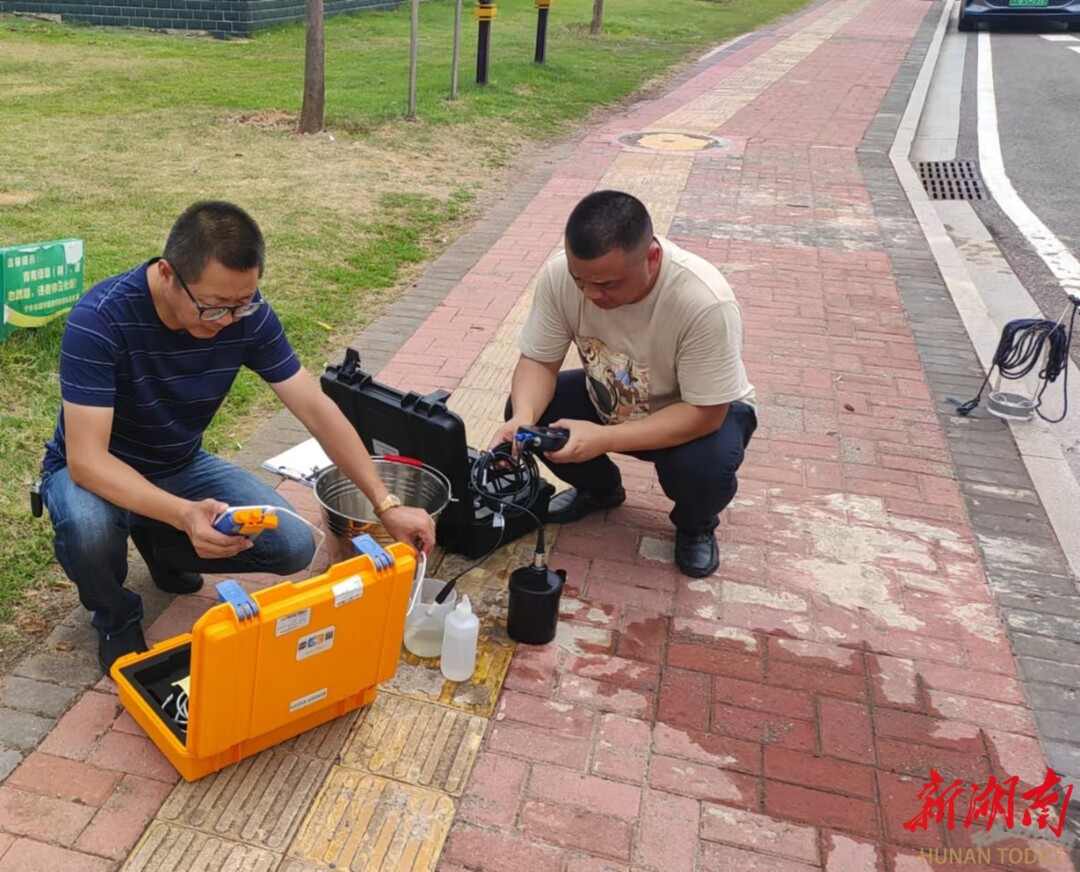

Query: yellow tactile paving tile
[340,695,485,795]
[596,151,694,237]
[440,387,505,439]
[123,822,280,872]
[434,546,521,585]
[287,769,455,872]
[386,620,514,718]
[156,749,331,853]
[454,361,521,392]
[379,541,524,717]
[475,340,523,371]
[279,709,361,759]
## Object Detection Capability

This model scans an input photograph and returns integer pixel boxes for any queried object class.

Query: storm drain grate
[916,160,987,201]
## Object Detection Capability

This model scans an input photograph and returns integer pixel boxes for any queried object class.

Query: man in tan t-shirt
[491,190,757,577]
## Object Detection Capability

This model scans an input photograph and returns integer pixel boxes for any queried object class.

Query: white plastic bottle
[440,595,479,682]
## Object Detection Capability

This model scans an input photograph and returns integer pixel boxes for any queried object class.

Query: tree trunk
[589,0,603,35]
[299,0,325,134]
[407,0,419,118]
[450,0,463,98]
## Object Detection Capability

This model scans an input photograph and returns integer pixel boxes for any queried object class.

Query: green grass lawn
[0,0,811,635]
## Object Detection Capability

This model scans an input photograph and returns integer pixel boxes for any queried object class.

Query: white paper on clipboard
[261,437,332,486]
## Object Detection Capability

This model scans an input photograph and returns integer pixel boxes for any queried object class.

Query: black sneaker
[675,530,719,578]
[546,485,627,525]
[98,622,149,673]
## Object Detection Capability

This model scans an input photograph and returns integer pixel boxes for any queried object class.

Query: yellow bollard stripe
[474,3,496,19]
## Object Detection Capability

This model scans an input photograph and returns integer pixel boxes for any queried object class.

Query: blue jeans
[508,370,757,534]
[40,450,316,634]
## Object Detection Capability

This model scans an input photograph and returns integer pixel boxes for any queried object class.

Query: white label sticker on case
[297,626,335,661]
[289,687,327,713]
[333,575,363,607]
[276,608,311,637]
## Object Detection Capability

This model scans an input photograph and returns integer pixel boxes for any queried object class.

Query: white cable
[406,550,427,617]
[272,506,328,578]
[251,505,428,615]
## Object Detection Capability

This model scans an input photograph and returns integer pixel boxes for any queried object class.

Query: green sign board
[1,238,85,342]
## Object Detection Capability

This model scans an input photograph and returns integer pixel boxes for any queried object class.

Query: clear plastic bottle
[440,595,479,682]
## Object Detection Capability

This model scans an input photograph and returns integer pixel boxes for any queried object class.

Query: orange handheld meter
[213,505,279,537]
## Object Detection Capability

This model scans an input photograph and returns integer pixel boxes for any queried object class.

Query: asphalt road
[993,30,1080,260]
[960,26,1080,332]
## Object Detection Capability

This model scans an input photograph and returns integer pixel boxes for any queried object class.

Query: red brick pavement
[0,690,177,868]
[438,1,1077,871]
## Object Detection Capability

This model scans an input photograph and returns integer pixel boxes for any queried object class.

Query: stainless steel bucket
[314,457,451,560]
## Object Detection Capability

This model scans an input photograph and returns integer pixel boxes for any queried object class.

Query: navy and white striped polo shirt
[43,261,301,478]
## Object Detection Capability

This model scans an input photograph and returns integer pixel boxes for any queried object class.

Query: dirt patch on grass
[0,191,38,205]
[230,108,298,130]
[3,105,529,245]
[2,81,56,97]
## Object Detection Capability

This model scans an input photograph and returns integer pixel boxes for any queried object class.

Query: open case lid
[320,348,472,529]
[158,541,415,759]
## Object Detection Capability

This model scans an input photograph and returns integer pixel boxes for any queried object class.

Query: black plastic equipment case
[321,349,553,558]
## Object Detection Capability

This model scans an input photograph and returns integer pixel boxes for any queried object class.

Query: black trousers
[507,370,757,534]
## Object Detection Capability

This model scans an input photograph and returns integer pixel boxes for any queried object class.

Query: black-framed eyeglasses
[172,266,266,322]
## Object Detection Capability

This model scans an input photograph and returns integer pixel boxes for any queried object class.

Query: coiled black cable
[469,442,542,524]
[955,303,1077,423]
[434,443,545,600]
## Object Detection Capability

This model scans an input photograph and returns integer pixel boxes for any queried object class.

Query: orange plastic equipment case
[111,538,416,781]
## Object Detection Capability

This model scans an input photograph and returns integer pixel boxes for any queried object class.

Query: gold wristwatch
[374,494,403,518]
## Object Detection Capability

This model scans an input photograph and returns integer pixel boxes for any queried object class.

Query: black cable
[469,442,542,520]
[1033,304,1077,423]
[441,522,506,587]
[433,443,545,603]
[469,442,544,546]
[954,303,1077,422]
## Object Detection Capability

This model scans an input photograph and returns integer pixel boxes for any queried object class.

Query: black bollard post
[534,0,551,64]
[475,0,496,85]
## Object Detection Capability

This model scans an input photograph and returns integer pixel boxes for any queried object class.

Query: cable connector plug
[533,522,547,569]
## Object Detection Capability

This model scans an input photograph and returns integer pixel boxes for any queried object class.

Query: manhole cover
[916,160,987,200]
[617,131,728,153]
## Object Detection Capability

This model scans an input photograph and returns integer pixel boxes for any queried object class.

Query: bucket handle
[381,454,424,467]
[406,549,427,618]
[372,455,454,509]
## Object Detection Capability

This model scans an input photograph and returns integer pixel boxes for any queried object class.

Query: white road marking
[1040,34,1078,41]
[1070,45,1080,55]
[977,32,1080,298]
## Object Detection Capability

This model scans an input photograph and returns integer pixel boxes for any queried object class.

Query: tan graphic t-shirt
[519,237,755,424]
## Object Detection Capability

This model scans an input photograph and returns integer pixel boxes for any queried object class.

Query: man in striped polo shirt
[40,201,435,671]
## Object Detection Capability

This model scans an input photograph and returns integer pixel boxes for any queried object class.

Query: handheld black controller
[514,425,570,453]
